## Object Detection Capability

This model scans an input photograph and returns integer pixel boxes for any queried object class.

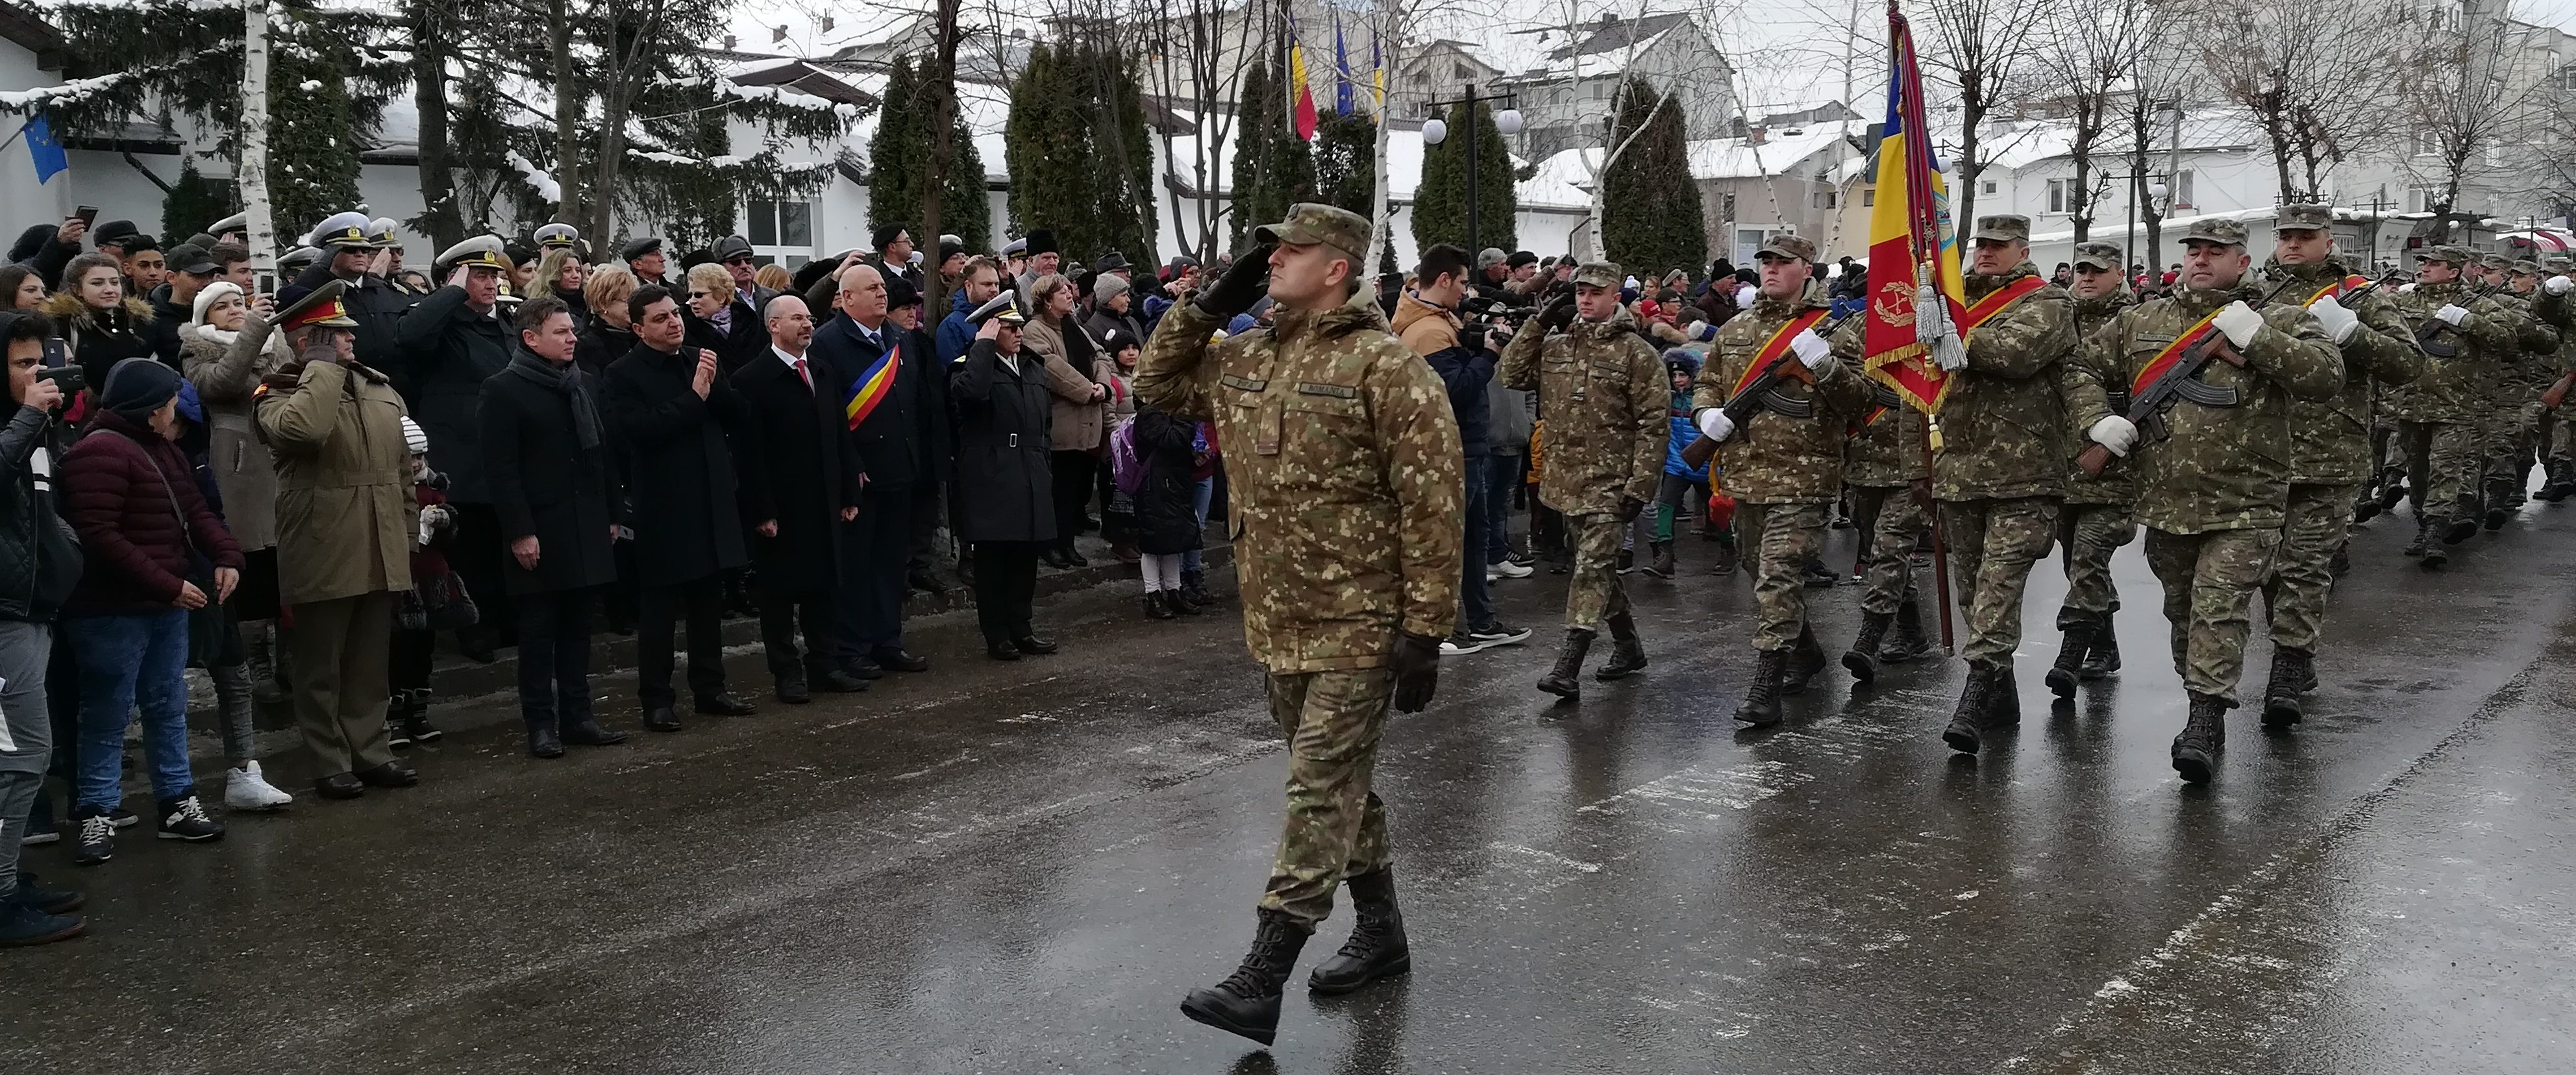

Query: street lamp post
[1420,83,1524,254]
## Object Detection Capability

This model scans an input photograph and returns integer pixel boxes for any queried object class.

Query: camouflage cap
[2071,241,2123,271]
[1968,214,2031,243]
[1570,262,1622,288]
[2513,258,2542,275]
[2178,217,2248,247]
[2547,256,2574,273]
[2479,252,2512,271]
[1254,203,1371,267]
[2421,245,2473,267]
[1753,232,1816,262]
[2274,203,2333,232]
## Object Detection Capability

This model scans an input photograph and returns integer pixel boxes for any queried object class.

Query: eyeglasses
[724,256,755,266]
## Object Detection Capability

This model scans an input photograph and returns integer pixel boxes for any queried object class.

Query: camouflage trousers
[2142,526,2280,706]
[1937,497,2058,667]
[2054,501,2136,630]
[1259,667,1394,928]
[2397,420,2481,523]
[1563,513,1631,632]
[1734,501,1830,650]
[2482,399,2541,497]
[2547,406,2575,465]
[2260,482,2359,652]
[1847,484,1926,617]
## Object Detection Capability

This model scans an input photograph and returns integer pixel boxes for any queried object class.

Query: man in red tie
[730,295,869,703]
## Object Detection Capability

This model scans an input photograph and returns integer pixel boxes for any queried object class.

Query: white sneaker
[224,762,295,811]
[1489,559,1533,579]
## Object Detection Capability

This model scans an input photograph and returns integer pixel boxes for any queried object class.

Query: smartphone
[255,270,277,297]
[39,338,66,369]
[73,206,97,226]
[35,364,84,402]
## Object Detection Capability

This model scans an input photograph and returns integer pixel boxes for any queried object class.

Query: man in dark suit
[601,285,761,729]
[732,295,870,702]
[393,234,516,660]
[886,276,956,594]
[809,264,934,677]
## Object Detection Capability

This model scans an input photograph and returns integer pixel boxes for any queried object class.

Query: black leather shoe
[1011,634,1059,655]
[873,649,930,673]
[313,772,365,800]
[528,726,565,759]
[355,760,417,788]
[987,640,1022,661]
[813,669,870,693]
[641,707,684,733]
[775,676,811,704]
[694,693,758,717]
[845,659,886,680]
[908,567,948,595]
[562,720,630,747]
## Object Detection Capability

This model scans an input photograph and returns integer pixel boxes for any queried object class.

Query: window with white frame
[2046,179,2067,214]
[745,199,815,267]
[1981,179,1998,195]
[2172,170,2195,210]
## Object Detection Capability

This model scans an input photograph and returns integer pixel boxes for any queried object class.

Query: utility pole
[1423,82,1523,254]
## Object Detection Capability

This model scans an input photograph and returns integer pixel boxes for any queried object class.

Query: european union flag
[25,114,67,184]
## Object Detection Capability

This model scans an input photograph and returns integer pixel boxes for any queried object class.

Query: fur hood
[39,291,154,328]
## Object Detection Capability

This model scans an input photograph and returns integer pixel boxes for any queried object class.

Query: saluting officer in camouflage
[1687,233,1874,726]
[2525,257,2576,499]
[1500,261,1667,700]
[1138,203,1463,1046]
[1836,344,1933,684]
[2050,241,2140,691]
[1928,214,2079,755]
[2390,245,2514,565]
[2063,217,2342,785]
[2250,204,2422,730]
[2486,258,2562,521]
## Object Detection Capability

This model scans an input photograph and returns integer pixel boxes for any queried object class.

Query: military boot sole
[2044,665,2079,698]
[1536,676,1581,700]
[2483,508,2508,531]
[1842,649,1878,683]
[1733,703,1782,728]
[2172,745,2216,784]
[2420,547,2450,569]
[1594,656,1649,682]
[1942,719,1982,755]
[2444,519,2481,545]
[2261,695,2303,732]
[1180,989,1282,1046]
[1306,948,1411,996]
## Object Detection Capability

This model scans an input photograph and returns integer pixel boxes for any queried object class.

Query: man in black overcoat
[731,294,870,702]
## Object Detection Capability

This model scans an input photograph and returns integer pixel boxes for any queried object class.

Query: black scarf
[503,347,603,450]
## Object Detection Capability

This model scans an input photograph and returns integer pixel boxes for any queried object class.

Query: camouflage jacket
[1499,304,1667,514]
[1135,298,1463,672]
[1688,291,1874,504]
[2061,287,2138,506]
[2528,286,2576,388]
[1841,375,1929,487]
[2064,282,2342,534]
[1932,262,2077,501]
[2494,291,2562,391]
[2388,282,2514,423]
[2255,260,2423,484]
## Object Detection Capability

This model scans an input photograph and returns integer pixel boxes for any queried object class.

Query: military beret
[2274,203,2333,232]
[871,223,910,252]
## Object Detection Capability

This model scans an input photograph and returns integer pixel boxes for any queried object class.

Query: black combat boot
[1708,541,1739,576]
[2080,616,2123,679]
[2171,693,2229,784]
[1594,613,1648,681]
[1643,541,1675,579]
[2261,647,2311,732]
[1842,611,1892,682]
[1987,664,2022,726]
[1536,629,1594,700]
[2351,487,2382,523]
[1880,599,1936,663]
[1734,649,1787,726]
[2444,512,2481,545]
[1307,868,1409,995]
[2543,460,2575,502]
[2420,521,2451,568]
[2329,544,2351,578]
[1781,624,1829,695]
[2402,518,2429,558]
[1180,908,1312,1045]
[2045,621,2094,700]
[1941,663,1996,754]
[2375,475,2409,514]
[1180,568,1212,606]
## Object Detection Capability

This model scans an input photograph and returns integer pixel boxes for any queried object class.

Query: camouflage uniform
[1933,242,2077,671]
[1499,272,1668,633]
[2063,227,2342,707]
[1692,263,1874,652]
[2486,271,2559,510]
[2390,256,2515,535]
[1135,205,1463,928]
[2529,273,2576,484]
[1841,383,1929,617]
[2055,249,2139,633]
[2254,240,2421,654]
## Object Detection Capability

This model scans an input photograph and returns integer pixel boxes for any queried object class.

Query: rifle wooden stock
[1680,432,1719,470]
[2545,369,2575,410]
[2076,442,2112,476]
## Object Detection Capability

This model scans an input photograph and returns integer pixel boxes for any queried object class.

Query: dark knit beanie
[100,357,182,426]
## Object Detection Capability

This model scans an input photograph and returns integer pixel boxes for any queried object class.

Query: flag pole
[1893,0,1955,653]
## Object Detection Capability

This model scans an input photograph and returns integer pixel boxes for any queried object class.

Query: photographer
[0,310,86,943]
[1393,244,1529,658]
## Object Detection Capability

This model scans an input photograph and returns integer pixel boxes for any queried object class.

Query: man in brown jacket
[255,283,419,799]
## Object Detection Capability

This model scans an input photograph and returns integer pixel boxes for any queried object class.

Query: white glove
[1696,409,1735,443]
[1734,283,1757,309]
[2436,304,2469,326]
[2309,295,2359,344]
[2399,282,2418,295]
[2088,415,2138,457]
[1789,329,1834,374]
[2210,301,2264,348]
[2547,275,2573,295]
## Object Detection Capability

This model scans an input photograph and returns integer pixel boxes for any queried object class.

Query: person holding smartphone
[0,310,88,943]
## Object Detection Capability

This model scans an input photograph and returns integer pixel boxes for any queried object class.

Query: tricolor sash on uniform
[2305,274,2371,307]
[844,343,899,430]
[1733,309,1830,397]
[1959,275,2047,336]
[2128,308,2227,398]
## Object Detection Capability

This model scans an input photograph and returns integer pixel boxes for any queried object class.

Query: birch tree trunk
[240,0,275,275]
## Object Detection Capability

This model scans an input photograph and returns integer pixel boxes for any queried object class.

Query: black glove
[1196,244,1274,319]
[1538,293,1577,332]
[1390,631,1443,713]
[1459,323,1490,354]
[1616,496,1646,524]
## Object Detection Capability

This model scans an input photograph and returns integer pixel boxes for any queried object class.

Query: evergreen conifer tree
[1411,101,1518,254]
[1602,79,1706,277]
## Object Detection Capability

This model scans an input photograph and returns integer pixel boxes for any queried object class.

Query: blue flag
[25,114,66,184]
[1333,16,1352,116]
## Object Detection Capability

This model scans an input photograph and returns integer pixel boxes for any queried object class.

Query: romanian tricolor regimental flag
[1863,1,1967,414]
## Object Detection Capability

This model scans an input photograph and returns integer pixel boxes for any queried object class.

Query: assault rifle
[2076,278,2299,476]
[2415,280,2505,359]
[1678,307,1857,470]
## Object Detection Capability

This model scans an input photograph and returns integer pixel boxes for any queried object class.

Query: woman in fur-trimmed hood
[42,252,158,393]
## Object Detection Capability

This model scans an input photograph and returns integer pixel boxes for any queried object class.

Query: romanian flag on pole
[1288,16,1319,141]
[1862,1,1966,414]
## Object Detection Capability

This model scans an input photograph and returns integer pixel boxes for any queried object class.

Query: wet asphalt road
[10,498,2576,1074]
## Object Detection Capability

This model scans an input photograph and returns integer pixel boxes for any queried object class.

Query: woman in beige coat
[1021,273,1111,567]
